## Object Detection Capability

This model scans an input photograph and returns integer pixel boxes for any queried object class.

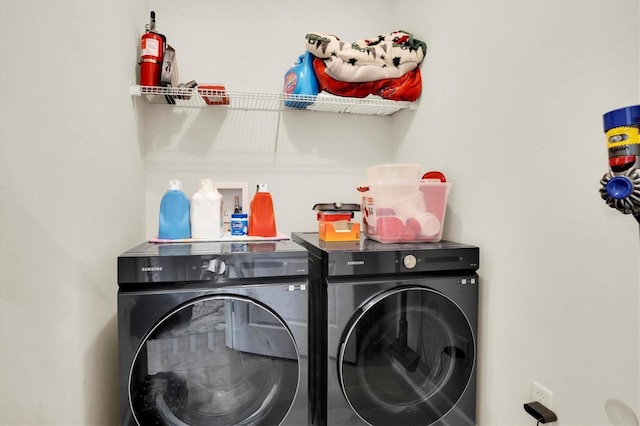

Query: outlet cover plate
[531,381,553,408]
[216,182,249,225]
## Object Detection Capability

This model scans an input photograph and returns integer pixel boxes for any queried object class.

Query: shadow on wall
[282,109,399,170]
[141,103,404,176]
[83,314,119,425]
[134,98,228,155]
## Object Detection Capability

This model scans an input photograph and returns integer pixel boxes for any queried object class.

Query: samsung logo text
[347,260,365,266]
[141,266,163,272]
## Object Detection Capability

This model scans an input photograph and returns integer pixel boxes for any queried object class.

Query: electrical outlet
[531,381,553,408]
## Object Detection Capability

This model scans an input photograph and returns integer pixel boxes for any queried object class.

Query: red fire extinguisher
[139,11,166,87]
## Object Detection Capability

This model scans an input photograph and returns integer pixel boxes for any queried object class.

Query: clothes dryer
[117,240,308,426]
[292,232,479,426]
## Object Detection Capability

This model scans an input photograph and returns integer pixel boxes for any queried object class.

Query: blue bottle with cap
[284,51,318,109]
[158,179,191,239]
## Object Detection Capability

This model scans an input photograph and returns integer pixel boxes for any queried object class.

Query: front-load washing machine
[292,232,479,426]
[117,240,308,426]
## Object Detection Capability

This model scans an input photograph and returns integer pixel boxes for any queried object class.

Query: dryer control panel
[292,232,479,277]
[330,246,478,276]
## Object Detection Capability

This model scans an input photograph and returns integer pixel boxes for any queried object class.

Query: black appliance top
[291,232,479,276]
[118,239,308,286]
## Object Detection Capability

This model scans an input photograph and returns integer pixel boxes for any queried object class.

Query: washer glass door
[338,286,474,425]
[129,295,299,426]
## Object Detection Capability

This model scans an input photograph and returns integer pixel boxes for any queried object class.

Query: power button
[403,254,417,269]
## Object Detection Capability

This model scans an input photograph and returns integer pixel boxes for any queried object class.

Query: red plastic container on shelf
[197,84,229,105]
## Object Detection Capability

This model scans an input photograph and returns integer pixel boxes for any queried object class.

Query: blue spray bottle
[284,51,318,109]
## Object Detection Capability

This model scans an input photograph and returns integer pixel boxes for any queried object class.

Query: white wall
[0,1,146,425]
[0,0,637,425]
[394,1,640,425]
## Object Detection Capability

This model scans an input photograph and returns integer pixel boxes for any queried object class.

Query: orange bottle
[248,183,277,237]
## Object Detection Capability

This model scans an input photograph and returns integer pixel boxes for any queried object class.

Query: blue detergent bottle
[158,179,191,239]
[284,51,318,108]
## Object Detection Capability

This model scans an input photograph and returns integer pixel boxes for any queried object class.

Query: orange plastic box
[318,212,360,242]
[361,181,451,243]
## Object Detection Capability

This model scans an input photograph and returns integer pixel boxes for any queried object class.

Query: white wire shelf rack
[129,85,415,116]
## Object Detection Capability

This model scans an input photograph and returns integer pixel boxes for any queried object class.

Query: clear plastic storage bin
[361,180,451,243]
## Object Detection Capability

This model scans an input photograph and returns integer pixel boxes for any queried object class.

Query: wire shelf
[130,85,414,116]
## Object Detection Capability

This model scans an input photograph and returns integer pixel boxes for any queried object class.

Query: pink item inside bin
[420,184,448,223]
[377,216,404,241]
[402,218,422,241]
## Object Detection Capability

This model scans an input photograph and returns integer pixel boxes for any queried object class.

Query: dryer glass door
[338,286,475,425]
[128,295,300,426]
